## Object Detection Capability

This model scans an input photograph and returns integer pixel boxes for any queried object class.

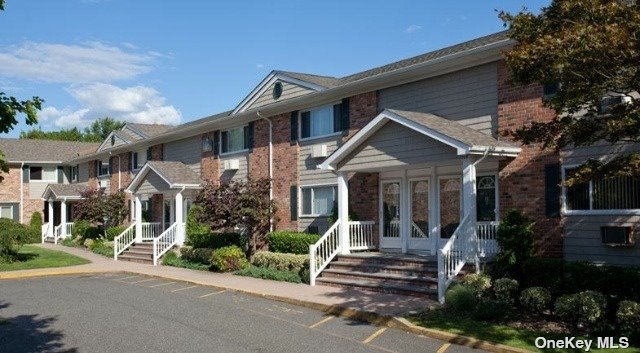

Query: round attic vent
[273,82,283,100]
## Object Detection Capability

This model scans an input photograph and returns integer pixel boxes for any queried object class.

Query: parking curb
[0,269,105,280]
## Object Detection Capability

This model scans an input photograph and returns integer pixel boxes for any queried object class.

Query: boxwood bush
[266,231,320,255]
[234,265,302,283]
[72,220,102,240]
[445,284,478,312]
[462,273,492,299]
[617,300,640,334]
[251,251,309,273]
[493,278,519,304]
[210,245,248,272]
[520,286,551,314]
[181,247,214,265]
[555,291,607,327]
[105,225,126,241]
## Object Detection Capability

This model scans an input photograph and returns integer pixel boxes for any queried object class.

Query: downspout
[473,148,491,167]
[256,111,274,232]
[109,151,122,190]
[20,162,24,224]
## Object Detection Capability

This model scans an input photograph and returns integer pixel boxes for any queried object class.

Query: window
[601,226,633,245]
[564,167,640,212]
[29,166,56,181]
[221,126,246,154]
[300,185,336,216]
[300,105,335,139]
[29,166,43,180]
[131,152,139,170]
[0,205,13,219]
[477,176,497,221]
[202,136,213,152]
[71,165,79,182]
[543,82,561,98]
[98,161,110,176]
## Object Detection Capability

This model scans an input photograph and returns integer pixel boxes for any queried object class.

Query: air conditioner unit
[598,95,632,114]
[311,144,328,158]
[99,180,108,188]
[224,159,240,170]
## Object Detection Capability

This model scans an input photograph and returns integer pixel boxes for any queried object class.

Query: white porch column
[60,199,67,237]
[135,194,143,243]
[175,191,185,245]
[337,171,350,254]
[47,200,54,237]
[169,195,175,225]
[462,156,479,270]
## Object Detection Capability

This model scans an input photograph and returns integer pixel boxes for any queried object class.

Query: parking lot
[0,274,480,353]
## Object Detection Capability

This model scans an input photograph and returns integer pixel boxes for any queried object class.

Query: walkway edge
[0,268,106,280]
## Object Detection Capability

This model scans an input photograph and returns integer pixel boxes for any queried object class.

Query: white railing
[113,223,136,260]
[411,221,428,238]
[437,214,478,303]
[348,221,376,250]
[477,221,499,257]
[141,222,162,241]
[53,224,63,245]
[153,222,182,266]
[309,220,341,286]
[41,223,50,243]
[65,223,74,239]
[385,220,401,238]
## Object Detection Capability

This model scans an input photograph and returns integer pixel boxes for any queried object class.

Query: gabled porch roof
[41,183,88,201]
[319,109,521,171]
[126,161,202,194]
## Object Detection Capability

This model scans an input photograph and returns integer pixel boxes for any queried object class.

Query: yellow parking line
[171,285,198,292]
[130,278,157,284]
[436,343,451,353]
[363,327,387,344]
[149,281,176,288]
[199,290,226,298]
[308,316,334,328]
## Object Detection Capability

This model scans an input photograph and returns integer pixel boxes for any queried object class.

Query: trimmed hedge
[163,251,210,271]
[266,231,320,255]
[234,265,302,283]
[493,278,519,304]
[105,226,126,241]
[520,287,551,314]
[210,246,248,272]
[72,220,101,240]
[187,232,245,250]
[251,251,308,273]
[181,247,214,265]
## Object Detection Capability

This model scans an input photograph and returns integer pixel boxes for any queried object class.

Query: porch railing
[153,222,182,266]
[348,221,375,250]
[141,222,162,241]
[309,220,341,286]
[411,221,427,238]
[53,224,63,245]
[437,214,478,303]
[41,223,50,243]
[65,223,74,238]
[113,223,136,260]
[477,221,499,257]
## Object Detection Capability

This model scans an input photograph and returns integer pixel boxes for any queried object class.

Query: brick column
[201,132,220,183]
[271,113,298,231]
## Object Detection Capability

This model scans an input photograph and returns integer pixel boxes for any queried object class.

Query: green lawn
[0,245,90,271]
[407,310,640,353]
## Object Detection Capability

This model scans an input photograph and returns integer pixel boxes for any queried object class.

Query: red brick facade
[496,60,563,257]
[271,113,299,231]
[201,133,220,183]
[109,152,133,193]
[347,91,379,139]
[248,119,271,180]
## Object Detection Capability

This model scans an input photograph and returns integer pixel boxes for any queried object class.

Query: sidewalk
[1,243,437,318]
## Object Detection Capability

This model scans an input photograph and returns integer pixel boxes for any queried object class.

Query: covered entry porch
[41,183,86,244]
[312,109,520,301]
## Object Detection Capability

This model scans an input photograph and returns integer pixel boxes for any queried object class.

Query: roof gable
[97,131,130,152]
[126,161,201,193]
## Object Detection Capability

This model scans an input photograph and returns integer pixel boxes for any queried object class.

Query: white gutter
[257,111,274,232]
[20,162,24,224]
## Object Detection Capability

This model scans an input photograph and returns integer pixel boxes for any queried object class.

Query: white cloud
[0,41,154,84]
[404,25,422,34]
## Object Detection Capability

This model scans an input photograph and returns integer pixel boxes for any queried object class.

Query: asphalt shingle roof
[127,123,173,138]
[45,183,89,198]
[147,161,202,186]
[0,139,100,163]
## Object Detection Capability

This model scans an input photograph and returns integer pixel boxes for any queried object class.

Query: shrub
[61,237,75,247]
[445,283,478,312]
[462,273,491,299]
[73,220,101,240]
[555,294,579,321]
[494,209,534,277]
[210,246,249,272]
[83,238,95,249]
[493,278,519,303]
[0,218,28,262]
[266,231,320,255]
[162,251,210,271]
[519,257,564,294]
[251,251,309,273]
[90,240,113,257]
[234,265,302,283]
[474,300,512,322]
[27,212,43,243]
[555,291,607,327]
[185,205,212,247]
[187,231,245,250]
[181,247,214,265]
[105,225,126,241]
[617,301,640,333]
[520,287,552,314]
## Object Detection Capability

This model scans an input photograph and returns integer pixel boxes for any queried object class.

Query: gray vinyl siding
[378,62,498,135]
[248,81,314,110]
[564,215,640,266]
[163,136,201,174]
[339,121,459,172]
[298,135,341,186]
[137,173,169,194]
[220,153,249,183]
[29,182,49,199]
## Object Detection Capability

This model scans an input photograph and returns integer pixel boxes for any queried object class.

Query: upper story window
[202,136,213,152]
[563,167,640,213]
[29,166,56,181]
[221,126,247,154]
[71,165,79,182]
[98,160,110,177]
[300,105,335,140]
[131,152,139,170]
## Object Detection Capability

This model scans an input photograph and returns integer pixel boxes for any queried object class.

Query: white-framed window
[300,105,336,140]
[131,152,139,170]
[221,126,247,154]
[477,175,498,222]
[300,185,337,217]
[0,205,13,219]
[562,166,640,214]
[98,160,110,176]
[29,166,57,181]
[71,165,79,182]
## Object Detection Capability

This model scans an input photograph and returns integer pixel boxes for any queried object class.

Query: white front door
[380,180,402,249]
[408,178,431,251]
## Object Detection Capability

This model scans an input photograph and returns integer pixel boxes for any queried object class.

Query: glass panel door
[409,178,430,251]
[380,181,402,249]
[439,177,461,239]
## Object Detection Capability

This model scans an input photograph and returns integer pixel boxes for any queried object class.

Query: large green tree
[500,0,640,185]
[21,117,125,142]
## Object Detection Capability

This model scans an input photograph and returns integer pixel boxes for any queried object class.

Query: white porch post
[47,200,54,237]
[175,191,185,245]
[337,171,350,254]
[60,199,67,238]
[462,156,479,271]
[135,194,143,243]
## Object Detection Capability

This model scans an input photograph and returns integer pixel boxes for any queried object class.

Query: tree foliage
[500,0,640,184]
[20,117,125,142]
[73,189,129,229]
[195,179,277,257]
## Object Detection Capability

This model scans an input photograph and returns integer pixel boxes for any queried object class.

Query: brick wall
[346,91,379,139]
[201,133,220,183]
[109,152,133,193]
[150,144,163,161]
[497,60,563,257]
[88,160,98,190]
[248,119,270,180]
[0,165,46,224]
[271,113,299,231]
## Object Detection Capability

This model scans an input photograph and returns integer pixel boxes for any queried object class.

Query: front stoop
[118,243,154,264]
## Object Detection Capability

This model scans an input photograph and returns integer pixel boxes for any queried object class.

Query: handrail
[113,223,136,260]
[348,221,375,251]
[153,222,181,266]
[477,221,499,257]
[65,222,74,239]
[309,220,341,286]
[437,213,477,303]
[41,223,50,243]
[141,222,162,240]
[411,221,427,238]
[53,224,63,245]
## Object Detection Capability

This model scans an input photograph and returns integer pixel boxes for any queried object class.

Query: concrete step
[124,249,154,256]
[328,261,438,277]
[315,277,437,297]
[335,253,436,268]
[321,268,438,288]
[117,253,153,264]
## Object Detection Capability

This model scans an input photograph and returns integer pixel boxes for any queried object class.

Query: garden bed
[0,245,90,271]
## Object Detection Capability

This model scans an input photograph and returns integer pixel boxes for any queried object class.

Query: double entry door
[380,176,461,253]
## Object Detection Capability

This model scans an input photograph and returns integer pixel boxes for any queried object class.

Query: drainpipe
[20,162,24,224]
[109,151,122,190]
[472,148,491,167]
[257,111,274,232]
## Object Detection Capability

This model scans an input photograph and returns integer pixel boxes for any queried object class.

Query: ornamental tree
[74,189,129,229]
[500,0,640,185]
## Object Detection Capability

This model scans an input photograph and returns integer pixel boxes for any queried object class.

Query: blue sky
[0,0,550,137]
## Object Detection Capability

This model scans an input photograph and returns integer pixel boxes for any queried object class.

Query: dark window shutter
[340,98,350,131]
[129,152,134,170]
[109,157,115,174]
[57,166,64,183]
[545,163,561,217]
[221,131,229,154]
[290,111,299,143]
[213,130,220,156]
[245,122,254,150]
[146,148,152,161]
[290,185,298,221]
[22,165,29,182]
[300,111,311,139]
[96,161,101,176]
[333,103,342,132]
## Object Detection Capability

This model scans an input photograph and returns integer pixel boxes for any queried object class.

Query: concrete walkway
[1,243,438,318]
